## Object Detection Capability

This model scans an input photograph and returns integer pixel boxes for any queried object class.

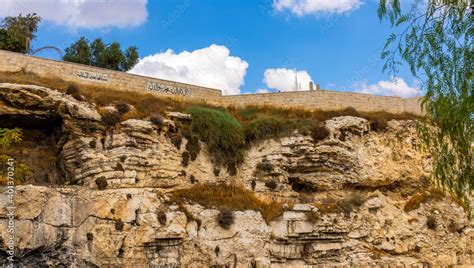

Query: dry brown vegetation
[1,69,421,175]
[168,184,285,223]
[315,192,366,215]
[0,69,419,125]
[403,188,445,212]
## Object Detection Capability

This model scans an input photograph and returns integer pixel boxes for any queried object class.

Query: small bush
[150,114,164,129]
[217,209,234,229]
[115,163,124,171]
[426,215,437,230]
[101,110,121,127]
[265,180,278,191]
[213,167,220,177]
[66,84,83,101]
[370,119,389,132]
[115,220,124,231]
[169,184,285,223]
[157,211,167,225]
[186,106,245,170]
[185,135,201,160]
[89,140,96,148]
[189,175,197,184]
[95,177,108,190]
[170,133,182,149]
[256,162,273,173]
[115,102,130,115]
[182,151,190,167]
[311,125,330,143]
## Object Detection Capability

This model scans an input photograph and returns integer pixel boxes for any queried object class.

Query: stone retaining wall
[0,50,422,115]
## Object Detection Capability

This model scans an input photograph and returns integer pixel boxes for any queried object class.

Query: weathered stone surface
[0,83,471,267]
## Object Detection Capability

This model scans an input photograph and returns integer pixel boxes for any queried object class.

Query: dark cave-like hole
[0,114,65,185]
[0,114,62,135]
[288,177,318,193]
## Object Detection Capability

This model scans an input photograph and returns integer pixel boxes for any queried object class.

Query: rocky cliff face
[0,83,472,267]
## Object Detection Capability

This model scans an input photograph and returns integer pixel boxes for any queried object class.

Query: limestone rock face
[0,83,472,267]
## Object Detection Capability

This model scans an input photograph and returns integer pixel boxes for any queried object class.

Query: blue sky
[1,0,420,97]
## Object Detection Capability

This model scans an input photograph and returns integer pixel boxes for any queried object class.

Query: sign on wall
[146,81,192,96]
[76,70,108,83]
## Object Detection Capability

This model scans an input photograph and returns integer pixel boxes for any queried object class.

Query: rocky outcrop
[0,83,472,267]
[0,185,471,267]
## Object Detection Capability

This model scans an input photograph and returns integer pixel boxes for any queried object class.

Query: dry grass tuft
[315,192,366,215]
[0,70,419,125]
[169,184,285,223]
[403,188,445,212]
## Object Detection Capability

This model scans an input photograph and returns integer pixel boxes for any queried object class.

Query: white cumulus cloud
[0,0,148,28]
[353,77,420,98]
[273,0,363,16]
[263,68,313,92]
[129,45,249,95]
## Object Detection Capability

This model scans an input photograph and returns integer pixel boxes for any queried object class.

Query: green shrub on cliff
[243,115,302,143]
[0,128,23,148]
[185,106,245,172]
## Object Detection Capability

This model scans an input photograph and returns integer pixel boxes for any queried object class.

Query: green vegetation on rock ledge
[0,69,420,174]
[184,107,245,172]
[0,128,31,185]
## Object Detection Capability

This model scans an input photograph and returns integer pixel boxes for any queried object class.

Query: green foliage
[0,13,41,53]
[63,37,92,65]
[243,115,308,143]
[0,28,23,52]
[379,0,473,215]
[63,37,139,71]
[0,155,31,184]
[0,128,23,148]
[185,106,245,170]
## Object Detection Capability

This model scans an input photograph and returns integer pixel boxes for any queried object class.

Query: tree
[63,37,139,71]
[378,0,473,214]
[122,46,139,71]
[63,37,92,65]
[0,13,41,53]
[91,38,106,67]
